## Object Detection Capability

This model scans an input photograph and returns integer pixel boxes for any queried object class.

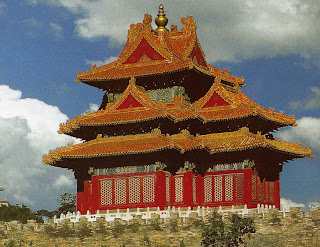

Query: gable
[123,38,165,64]
[116,94,144,110]
[190,42,206,67]
[202,92,230,108]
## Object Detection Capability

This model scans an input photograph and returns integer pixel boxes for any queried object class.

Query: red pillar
[90,176,100,213]
[155,171,166,210]
[76,192,83,214]
[274,179,280,209]
[77,180,91,214]
[183,171,194,207]
[243,169,253,208]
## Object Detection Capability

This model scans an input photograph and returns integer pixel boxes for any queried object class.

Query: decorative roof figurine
[44,5,312,214]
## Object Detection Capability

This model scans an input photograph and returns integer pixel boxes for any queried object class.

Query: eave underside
[56,147,300,182]
[81,69,214,102]
[66,115,289,141]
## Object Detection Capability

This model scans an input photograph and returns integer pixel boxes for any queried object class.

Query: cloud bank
[276,117,320,154]
[42,0,320,64]
[0,85,77,210]
[280,197,305,210]
[290,87,320,110]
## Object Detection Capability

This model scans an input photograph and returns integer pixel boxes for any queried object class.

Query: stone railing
[54,204,278,223]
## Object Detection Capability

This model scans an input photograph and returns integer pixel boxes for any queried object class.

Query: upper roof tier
[76,8,244,90]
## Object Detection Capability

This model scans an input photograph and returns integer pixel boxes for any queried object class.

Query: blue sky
[0,0,319,211]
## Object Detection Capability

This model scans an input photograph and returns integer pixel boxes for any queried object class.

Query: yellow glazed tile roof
[59,79,295,135]
[76,14,244,86]
[44,127,312,166]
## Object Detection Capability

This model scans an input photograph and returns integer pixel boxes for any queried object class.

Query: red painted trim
[202,92,230,108]
[116,94,144,110]
[190,42,207,67]
[123,38,165,64]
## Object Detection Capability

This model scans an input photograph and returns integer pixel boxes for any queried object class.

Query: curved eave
[44,128,312,167]
[59,106,295,137]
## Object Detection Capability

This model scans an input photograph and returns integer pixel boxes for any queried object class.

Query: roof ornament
[155,4,168,32]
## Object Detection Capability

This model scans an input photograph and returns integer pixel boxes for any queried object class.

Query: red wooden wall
[77,169,280,214]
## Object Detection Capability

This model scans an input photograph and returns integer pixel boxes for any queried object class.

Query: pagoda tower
[44,5,312,214]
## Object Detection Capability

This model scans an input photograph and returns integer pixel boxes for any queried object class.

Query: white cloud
[49,22,63,39]
[45,0,320,64]
[276,117,320,154]
[0,85,77,210]
[307,201,320,208]
[280,197,305,210]
[290,87,320,110]
[24,17,43,28]
[53,174,75,189]
[26,0,40,5]
[0,2,6,14]
[86,56,118,67]
[82,103,99,115]
[88,103,99,112]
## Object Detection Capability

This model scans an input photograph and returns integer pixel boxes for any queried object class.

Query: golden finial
[155,4,168,32]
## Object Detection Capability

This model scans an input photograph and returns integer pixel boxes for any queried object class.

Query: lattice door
[225,174,234,201]
[114,178,127,205]
[175,176,184,203]
[214,175,223,202]
[235,173,244,201]
[166,175,171,203]
[143,176,155,203]
[129,177,140,204]
[193,176,197,204]
[204,176,213,203]
[100,179,113,205]
[252,173,257,201]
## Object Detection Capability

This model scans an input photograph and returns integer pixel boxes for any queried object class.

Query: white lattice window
[269,182,274,203]
[100,179,113,205]
[214,175,223,202]
[225,174,233,201]
[128,177,140,204]
[114,178,127,204]
[143,176,155,203]
[166,176,170,203]
[235,173,244,201]
[193,176,197,203]
[204,176,213,203]
[175,176,183,203]
[252,174,257,200]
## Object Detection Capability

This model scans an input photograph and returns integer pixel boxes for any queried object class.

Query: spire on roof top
[155,4,168,32]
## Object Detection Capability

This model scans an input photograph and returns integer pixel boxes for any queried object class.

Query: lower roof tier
[44,127,312,178]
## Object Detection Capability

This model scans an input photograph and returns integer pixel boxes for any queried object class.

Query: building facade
[43,5,312,214]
